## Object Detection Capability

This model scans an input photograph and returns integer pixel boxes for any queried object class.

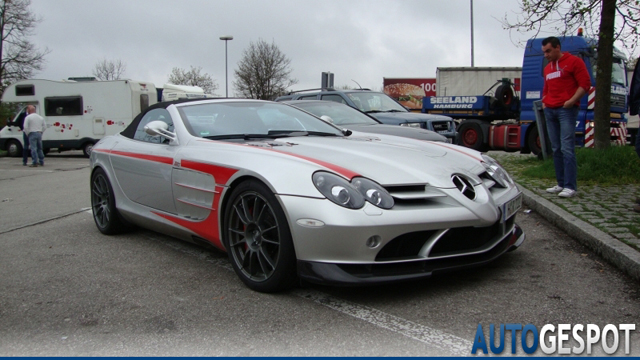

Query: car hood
[241,133,484,188]
[342,124,447,142]
[369,111,452,123]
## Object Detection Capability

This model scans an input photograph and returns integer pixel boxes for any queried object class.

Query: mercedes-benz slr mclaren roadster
[90,98,524,292]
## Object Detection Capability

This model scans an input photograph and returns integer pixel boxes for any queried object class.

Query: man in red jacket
[541,36,591,198]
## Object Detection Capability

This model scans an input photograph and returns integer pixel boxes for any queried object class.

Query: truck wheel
[495,85,514,107]
[6,139,23,157]
[527,126,542,155]
[457,122,487,151]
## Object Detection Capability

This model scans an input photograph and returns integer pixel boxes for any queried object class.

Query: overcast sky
[28,0,543,95]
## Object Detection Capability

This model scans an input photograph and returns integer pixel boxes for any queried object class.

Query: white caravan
[0,79,157,157]
[158,83,208,101]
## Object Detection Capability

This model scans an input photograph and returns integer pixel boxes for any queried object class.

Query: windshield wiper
[204,131,341,141]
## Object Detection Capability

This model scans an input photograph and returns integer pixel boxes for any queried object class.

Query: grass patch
[495,146,640,186]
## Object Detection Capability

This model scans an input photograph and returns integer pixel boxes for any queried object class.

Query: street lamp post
[219,35,233,98]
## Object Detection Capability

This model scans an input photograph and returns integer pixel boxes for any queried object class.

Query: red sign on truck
[383,78,436,110]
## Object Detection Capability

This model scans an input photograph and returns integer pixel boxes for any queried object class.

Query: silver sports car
[90,98,524,293]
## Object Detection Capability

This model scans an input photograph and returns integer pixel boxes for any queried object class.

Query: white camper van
[0,79,157,157]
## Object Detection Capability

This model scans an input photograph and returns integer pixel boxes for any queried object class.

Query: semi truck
[0,79,157,157]
[421,35,628,154]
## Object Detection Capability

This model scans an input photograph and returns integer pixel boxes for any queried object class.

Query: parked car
[282,100,447,142]
[90,98,524,293]
[275,88,457,142]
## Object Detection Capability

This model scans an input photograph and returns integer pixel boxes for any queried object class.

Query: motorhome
[0,79,157,157]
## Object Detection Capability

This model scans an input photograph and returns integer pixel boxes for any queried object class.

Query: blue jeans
[543,107,578,191]
[28,132,45,165]
[22,132,30,165]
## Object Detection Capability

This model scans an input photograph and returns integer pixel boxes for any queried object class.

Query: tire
[527,126,542,156]
[82,142,94,158]
[223,180,297,293]
[91,168,133,235]
[457,122,487,151]
[495,84,514,107]
[6,139,22,157]
[43,148,50,155]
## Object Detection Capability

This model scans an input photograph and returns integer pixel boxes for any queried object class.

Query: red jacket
[542,52,591,108]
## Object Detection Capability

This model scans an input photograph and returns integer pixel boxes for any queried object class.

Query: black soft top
[120,98,224,139]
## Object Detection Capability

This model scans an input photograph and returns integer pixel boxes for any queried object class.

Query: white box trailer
[0,79,157,157]
[436,67,522,97]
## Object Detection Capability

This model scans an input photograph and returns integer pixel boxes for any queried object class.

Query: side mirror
[144,120,178,144]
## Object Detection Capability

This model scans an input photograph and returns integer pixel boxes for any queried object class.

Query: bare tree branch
[0,0,50,91]
[92,58,127,81]
[167,66,218,94]
[233,39,297,100]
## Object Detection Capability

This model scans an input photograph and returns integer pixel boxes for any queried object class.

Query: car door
[110,108,179,214]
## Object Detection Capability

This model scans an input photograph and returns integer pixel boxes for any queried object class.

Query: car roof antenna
[351,79,363,89]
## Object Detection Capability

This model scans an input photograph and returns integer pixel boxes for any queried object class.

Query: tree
[0,0,49,91]
[167,66,218,94]
[233,39,297,100]
[503,0,640,150]
[92,58,126,80]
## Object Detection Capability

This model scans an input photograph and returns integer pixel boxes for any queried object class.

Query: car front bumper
[297,224,524,285]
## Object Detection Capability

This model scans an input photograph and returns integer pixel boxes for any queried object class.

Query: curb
[519,185,640,282]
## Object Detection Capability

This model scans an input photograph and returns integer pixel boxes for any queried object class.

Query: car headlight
[313,172,365,209]
[400,123,421,128]
[481,154,514,187]
[352,177,394,209]
[312,172,394,209]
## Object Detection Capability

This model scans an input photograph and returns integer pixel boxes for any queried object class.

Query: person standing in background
[23,105,46,167]
[541,36,591,198]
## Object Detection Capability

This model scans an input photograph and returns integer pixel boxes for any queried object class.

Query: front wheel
[223,180,297,293]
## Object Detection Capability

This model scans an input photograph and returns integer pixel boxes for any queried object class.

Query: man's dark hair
[542,36,561,48]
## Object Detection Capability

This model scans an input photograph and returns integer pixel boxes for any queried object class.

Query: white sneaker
[546,185,563,193]
[558,188,577,198]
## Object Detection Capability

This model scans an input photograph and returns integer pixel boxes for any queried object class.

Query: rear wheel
[91,168,133,234]
[223,180,297,293]
[82,142,94,158]
[457,122,487,151]
[6,139,22,157]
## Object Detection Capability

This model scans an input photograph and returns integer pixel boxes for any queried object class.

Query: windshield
[291,102,380,126]
[346,92,407,113]
[591,57,627,85]
[178,101,344,139]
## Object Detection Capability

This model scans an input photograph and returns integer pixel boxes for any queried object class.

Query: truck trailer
[421,35,628,154]
[0,79,157,157]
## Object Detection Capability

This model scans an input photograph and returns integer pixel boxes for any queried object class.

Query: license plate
[501,193,522,222]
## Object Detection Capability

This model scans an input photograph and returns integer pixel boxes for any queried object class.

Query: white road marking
[293,289,474,356]
[150,235,474,356]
